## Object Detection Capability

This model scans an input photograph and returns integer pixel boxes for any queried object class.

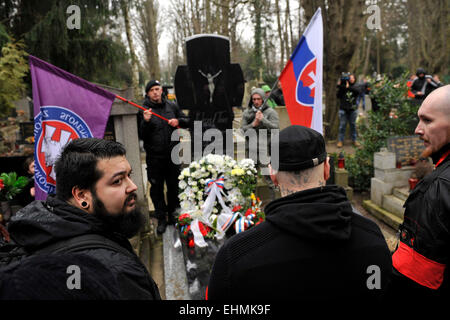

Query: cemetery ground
[132,137,399,301]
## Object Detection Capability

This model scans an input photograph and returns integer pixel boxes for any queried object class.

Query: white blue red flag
[279,8,323,133]
[29,55,116,200]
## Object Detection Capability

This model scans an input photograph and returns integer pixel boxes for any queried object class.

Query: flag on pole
[278,8,323,134]
[29,55,116,200]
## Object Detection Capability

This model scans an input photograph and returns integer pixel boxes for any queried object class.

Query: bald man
[390,85,450,301]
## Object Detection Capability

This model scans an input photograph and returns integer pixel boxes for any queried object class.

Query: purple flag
[29,55,116,200]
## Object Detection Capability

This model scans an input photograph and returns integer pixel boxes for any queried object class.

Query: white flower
[181,168,190,177]
[191,209,203,219]
[189,161,198,169]
[179,180,187,189]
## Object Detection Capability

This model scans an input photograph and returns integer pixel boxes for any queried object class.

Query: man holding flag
[141,80,190,235]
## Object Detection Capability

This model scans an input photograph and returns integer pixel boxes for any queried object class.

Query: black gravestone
[175,34,245,134]
[387,135,425,165]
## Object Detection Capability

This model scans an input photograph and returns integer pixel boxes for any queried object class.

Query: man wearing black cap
[208,125,392,301]
[141,80,190,234]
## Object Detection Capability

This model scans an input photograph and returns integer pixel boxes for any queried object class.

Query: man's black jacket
[140,96,189,158]
[208,185,392,301]
[390,144,450,301]
[7,195,161,300]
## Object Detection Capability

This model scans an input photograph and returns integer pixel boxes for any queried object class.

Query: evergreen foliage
[0,24,10,50]
[0,40,28,117]
[346,75,420,191]
[7,0,132,88]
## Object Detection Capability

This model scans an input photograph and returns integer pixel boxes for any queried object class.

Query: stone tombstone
[387,135,425,166]
[174,34,245,135]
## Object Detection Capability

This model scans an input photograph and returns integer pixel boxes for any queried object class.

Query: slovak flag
[279,8,323,134]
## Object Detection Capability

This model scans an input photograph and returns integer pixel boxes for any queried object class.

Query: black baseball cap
[145,80,161,93]
[276,125,327,171]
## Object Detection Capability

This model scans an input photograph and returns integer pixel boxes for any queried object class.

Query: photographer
[336,73,360,148]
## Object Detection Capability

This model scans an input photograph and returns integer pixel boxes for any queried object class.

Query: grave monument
[174,34,245,154]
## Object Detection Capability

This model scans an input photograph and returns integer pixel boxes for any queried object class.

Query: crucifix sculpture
[175,34,245,135]
[198,69,222,104]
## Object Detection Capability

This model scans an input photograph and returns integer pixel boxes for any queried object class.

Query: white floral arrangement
[177,154,263,247]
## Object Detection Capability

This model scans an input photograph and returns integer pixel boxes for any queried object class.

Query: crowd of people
[336,68,445,148]
[0,76,449,303]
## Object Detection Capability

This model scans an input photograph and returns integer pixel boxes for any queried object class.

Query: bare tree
[407,0,449,75]
[135,0,161,81]
[120,0,140,99]
[275,0,285,71]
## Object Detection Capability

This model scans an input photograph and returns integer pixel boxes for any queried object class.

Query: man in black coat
[5,138,161,300]
[208,125,392,301]
[336,73,361,148]
[141,80,190,234]
[390,85,450,302]
[411,68,442,101]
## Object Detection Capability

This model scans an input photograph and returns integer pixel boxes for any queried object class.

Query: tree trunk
[275,0,285,71]
[286,0,294,53]
[362,36,372,76]
[303,0,366,140]
[205,0,211,33]
[407,0,448,75]
[121,0,140,99]
[147,0,160,80]
[252,0,263,79]
[221,0,230,36]
[376,30,381,75]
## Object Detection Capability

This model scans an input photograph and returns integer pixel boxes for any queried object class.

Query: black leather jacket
[392,144,450,297]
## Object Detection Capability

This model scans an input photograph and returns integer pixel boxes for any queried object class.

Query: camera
[341,72,351,82]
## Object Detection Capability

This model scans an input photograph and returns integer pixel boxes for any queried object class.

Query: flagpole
[261,78,280,109]
[115,94,176,124]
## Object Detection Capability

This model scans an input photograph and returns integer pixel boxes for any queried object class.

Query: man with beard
[390,85,450,302]
[5,138,161,300]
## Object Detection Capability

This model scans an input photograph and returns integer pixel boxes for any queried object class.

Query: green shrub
[346,75,420,191]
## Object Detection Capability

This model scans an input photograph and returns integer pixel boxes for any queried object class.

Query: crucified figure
[198,69,222,104]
